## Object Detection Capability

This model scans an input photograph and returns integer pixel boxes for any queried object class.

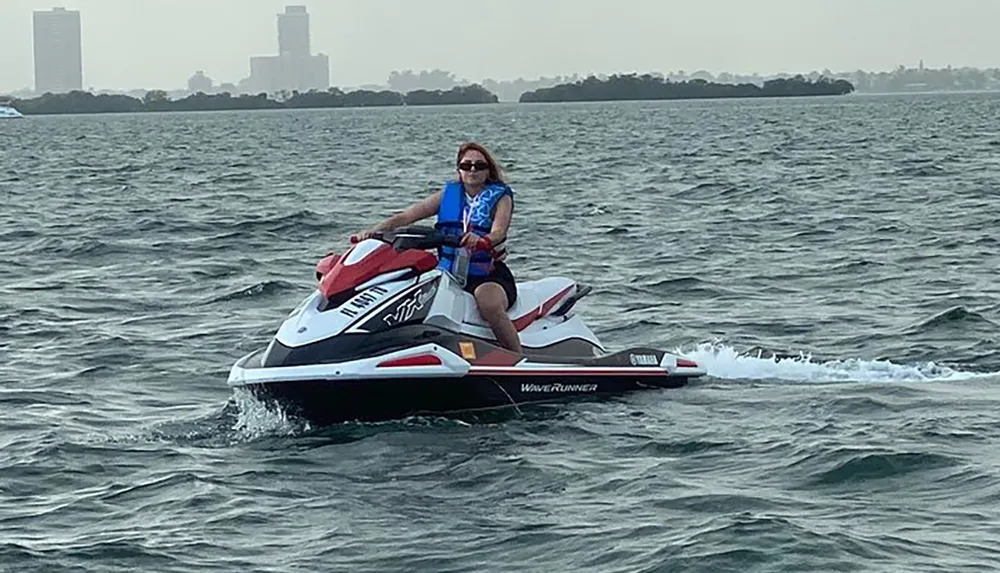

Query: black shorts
[463,261,517,309]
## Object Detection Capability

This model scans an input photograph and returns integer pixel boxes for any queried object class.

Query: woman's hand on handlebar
[350,229,377,243]
[460,232,494,253]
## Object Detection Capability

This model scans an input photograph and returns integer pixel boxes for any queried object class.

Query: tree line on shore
[10,84,499,115]
[8,75,855,115]
[518,74,855,102]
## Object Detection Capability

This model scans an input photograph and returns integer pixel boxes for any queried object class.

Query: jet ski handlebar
[370,225,462,251]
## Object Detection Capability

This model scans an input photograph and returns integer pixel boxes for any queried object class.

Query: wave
[894,163,947,178]
[905,306,998,333]
[205,280,299,304]
[807,451,959,486]
[229,209,329,234]
[679,181,747,200]
[677,342,999,383]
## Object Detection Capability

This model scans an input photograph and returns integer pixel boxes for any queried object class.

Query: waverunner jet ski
[228,226,705,425]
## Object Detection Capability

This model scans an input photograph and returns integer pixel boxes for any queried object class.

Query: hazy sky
[2,0,999,92]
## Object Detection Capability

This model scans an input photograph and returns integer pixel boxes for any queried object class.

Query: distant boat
[0,102,24,119]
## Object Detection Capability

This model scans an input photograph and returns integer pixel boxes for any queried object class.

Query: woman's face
[457,149,490,187]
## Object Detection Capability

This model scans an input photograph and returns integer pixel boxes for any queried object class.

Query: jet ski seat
[463,277,580,331]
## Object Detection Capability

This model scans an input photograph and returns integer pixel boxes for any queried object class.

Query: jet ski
[228,226,706,425]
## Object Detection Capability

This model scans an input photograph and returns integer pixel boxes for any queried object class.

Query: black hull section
[242,373,690,426]
[259,324,606,369]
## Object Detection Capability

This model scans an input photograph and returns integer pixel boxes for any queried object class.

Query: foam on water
[230,387,311,439]
[678,341,999,383]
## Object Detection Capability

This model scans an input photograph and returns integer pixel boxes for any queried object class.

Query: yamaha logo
[629,354,658,366]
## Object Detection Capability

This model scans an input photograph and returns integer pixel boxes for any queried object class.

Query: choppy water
[2,93,1000,572]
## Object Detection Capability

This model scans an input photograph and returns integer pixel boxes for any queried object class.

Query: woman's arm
[461,194,513,249]
[374,190,443,230]
[486,194,513,245]
[353,190,443,240]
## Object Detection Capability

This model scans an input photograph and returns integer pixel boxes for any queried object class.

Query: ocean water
[2,92,1000,572]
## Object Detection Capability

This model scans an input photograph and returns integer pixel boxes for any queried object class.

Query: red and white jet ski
[228,226,706,425]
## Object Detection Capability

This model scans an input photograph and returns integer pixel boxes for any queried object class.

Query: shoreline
[518,74,856,103]
[9,87,999,118]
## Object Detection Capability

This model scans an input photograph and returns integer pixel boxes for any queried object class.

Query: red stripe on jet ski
[467,366,670,377]
[513,285,575,331]
[377,354,443,368]
[319,244,437,300]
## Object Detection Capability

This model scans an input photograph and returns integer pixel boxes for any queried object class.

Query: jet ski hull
[238,374,691,426]
[228,335,702,426]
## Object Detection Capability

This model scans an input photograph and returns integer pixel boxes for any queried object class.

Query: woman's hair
[456,141,506,184]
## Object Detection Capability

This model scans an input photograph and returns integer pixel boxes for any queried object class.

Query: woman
[350,142,522,354]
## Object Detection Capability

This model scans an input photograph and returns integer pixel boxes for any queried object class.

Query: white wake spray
[676,341,998,383]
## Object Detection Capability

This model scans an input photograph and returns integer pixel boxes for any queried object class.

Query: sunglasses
[458,160,490,172]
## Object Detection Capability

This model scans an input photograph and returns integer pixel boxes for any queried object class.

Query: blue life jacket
[435,180,513,276]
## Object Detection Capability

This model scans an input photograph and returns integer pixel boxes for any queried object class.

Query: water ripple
[1,94,1000,572]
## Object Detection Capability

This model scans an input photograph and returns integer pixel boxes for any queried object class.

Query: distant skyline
[32,7,83,93]
[2,0,1000,94]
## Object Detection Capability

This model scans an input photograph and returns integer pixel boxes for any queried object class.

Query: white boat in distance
[0,103,24,119]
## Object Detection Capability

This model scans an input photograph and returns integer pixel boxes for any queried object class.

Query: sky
[2,0,999,93]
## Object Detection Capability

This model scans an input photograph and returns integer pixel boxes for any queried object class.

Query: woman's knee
[474,284,508,318]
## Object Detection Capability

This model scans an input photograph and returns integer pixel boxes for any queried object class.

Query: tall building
[246,6,330,94]
[33,7,83,94]
[278,6,310,58]
[188,71,214,93]
[249,53,329,94]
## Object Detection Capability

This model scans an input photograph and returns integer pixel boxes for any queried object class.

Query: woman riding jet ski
[351,142,521,353]
[226,143,706,426]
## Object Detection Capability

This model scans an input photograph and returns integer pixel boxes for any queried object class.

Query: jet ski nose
[315,252,341,280]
